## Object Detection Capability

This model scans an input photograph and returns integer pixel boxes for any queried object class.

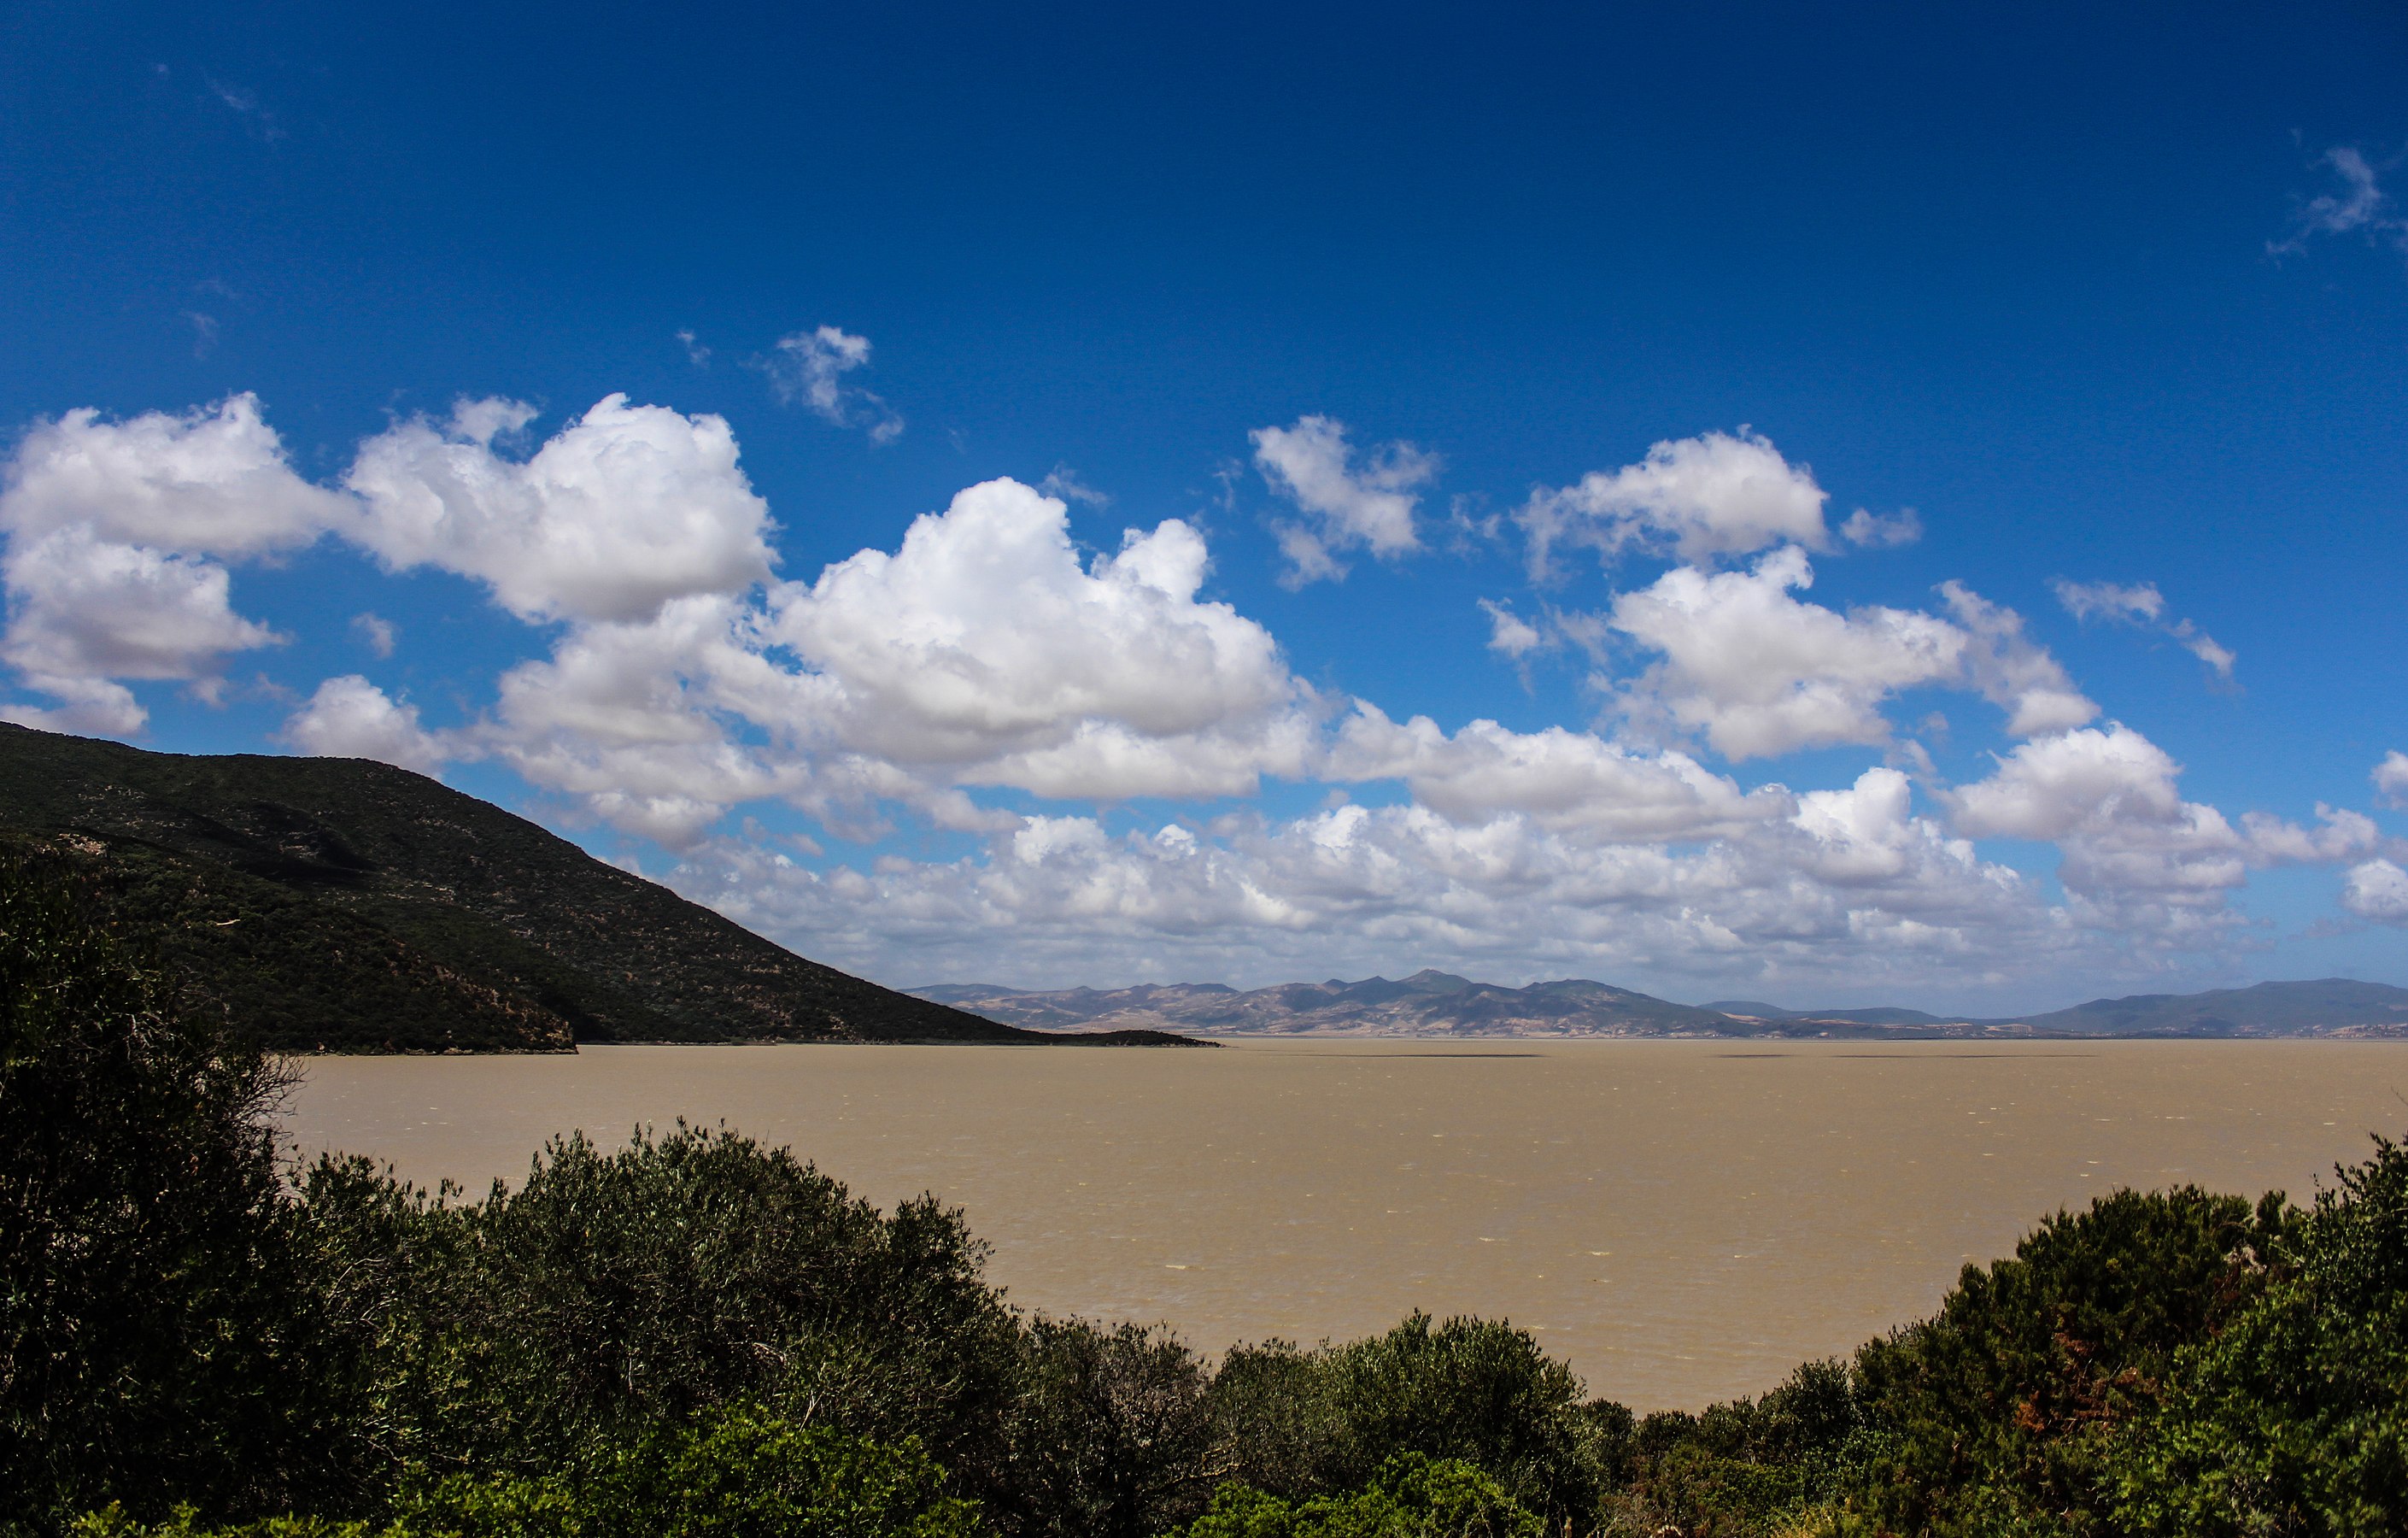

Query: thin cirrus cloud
[0,390,2390,991]
[2270,145,2408,267]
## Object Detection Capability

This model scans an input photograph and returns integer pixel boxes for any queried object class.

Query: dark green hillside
[0,724,1151,1053]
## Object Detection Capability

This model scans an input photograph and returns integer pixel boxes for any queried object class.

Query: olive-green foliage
[71,1403,983,1538]
[295,1124,1022,1502]
[1207,1313,1609,1523]
[1620,1359,1875,1536]
[2112,1136,2408,1537]
[0,854,337,1532]
[998,1318,1215,1538]
[1175,1453,1542,1538]
[1848,1184,2282,1537]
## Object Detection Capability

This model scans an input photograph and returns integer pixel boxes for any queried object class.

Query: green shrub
[1622,1359,1878,1535]
[0,853,342,1532]
[996,1318,1214,1537]
[1208,1313,1608,1523]
[1850,1184,2284,1536]
[2112,1136,2408,1537]
[73,1404,982,1538]
[1175,1453,1541,1538]
[294,1124,1023,1503]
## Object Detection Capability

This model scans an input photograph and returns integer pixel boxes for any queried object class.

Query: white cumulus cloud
[1937,583,2100,737]
[2376,750,2408,809]
[280,675,459,778]
[1519,429,1828,578]
[477,478,1326,842]
[1326,705,1790,843]
[0,394,346,555]
[2342,859,2408,925]
[764,478,1317,795]
[344,395,778,624]
[1607,547,1965,759]
[666,760,2055,996]
[352,613,397,659]
[1251,415,1438,584]
[0,395,342,730]
[0,528,283,732]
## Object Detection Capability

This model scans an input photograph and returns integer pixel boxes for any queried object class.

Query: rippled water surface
[283,1039,2408,1410]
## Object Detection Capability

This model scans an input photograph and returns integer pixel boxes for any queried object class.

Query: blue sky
[2,1,2403,1010]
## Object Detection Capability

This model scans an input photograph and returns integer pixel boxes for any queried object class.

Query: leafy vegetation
[1175,1453,1543,1538]
[5,852,2405,1536]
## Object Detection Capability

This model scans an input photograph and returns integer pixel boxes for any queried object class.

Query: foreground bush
[73,1404,982,1538]
[1618,1359,1875,1535]
[0,854,338,1533]
[1175,1453,1541,1538]
[2112,1137,2408,1536]
[1848,1184,2284,1536]
[296,1123,1021,1500]
[1209,1312,1615,1523]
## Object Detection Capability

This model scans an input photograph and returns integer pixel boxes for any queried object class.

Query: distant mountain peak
[911,972,2408,1041]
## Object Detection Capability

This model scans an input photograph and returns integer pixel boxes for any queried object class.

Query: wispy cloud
[2271,145,2407,267]
[756,326,903,443]
[1038,465,1110,507]
[1840,506,1920,548]
[351,612,397,659]
[202,76,282,140]
[1477,598,1544,658]
[2052,577,2235,681]
[676,329,710,367]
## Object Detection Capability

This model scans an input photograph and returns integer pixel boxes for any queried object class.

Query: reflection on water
[282,1038,2408,1411]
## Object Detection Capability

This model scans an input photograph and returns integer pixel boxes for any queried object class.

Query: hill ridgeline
[0,724,1197,1052]
[918,971,2408,1039]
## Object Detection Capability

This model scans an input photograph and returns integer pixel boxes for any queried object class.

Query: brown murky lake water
[282,1039,2408,1412]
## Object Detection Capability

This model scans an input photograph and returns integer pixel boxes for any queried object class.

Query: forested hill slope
[0,724,1165,1053]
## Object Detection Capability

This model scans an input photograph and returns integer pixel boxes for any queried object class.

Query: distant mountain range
[9,725,2394,1052]
[916,972,2408,1040]
[0,725,1197,1053]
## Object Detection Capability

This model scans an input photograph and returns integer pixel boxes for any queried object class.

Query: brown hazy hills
[0,724,1200,1053]
[916,971,2408,1039]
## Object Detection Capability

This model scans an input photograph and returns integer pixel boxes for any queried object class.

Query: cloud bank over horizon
[1,390,2399,1006]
